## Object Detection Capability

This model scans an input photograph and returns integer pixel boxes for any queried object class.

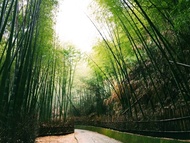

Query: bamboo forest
[0,0,190,142]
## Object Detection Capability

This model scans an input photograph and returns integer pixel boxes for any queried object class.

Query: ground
[35,133,77,143]
[35,129,122,143]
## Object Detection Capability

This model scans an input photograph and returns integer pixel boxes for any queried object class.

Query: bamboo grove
[0,0,80,142]
[0,0,190,142]
[73,0,190,132]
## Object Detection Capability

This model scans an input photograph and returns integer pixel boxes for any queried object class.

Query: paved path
[35,133,77,143]
[35,129,122,143]
[75,129,122,143]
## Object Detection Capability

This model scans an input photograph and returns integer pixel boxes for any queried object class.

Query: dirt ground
[35,133,77,143]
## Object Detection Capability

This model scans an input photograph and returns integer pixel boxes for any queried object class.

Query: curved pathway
[75,129,122,143]
[35,129,122,143]
[35,133,77,143]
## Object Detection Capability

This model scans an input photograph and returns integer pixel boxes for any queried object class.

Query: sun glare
[55,0,99,53]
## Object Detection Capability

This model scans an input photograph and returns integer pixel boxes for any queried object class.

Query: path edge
[75,125,189,143]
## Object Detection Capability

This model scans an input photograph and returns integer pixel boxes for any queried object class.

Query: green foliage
[0,0,72,142]
[83,0,190,126]
[0,0,190,140]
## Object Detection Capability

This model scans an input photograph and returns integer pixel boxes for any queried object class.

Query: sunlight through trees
[0,0,190,141]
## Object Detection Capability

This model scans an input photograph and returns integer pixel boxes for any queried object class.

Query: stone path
[75,129,122,143]
[35,133,77,143]
[35,129,122,143]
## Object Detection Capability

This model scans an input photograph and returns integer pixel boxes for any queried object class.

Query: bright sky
[55,0,99,53]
